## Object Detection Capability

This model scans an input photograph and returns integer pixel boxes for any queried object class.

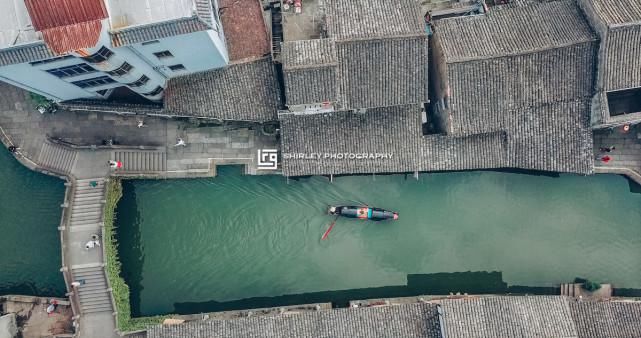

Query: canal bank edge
[104,179,169,333]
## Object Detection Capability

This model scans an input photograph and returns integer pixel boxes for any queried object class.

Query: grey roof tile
[147,303,441,338]
[164,57,281,122]
[601,25,641,92]
[445,41,597,135]
[336,36,428,110]
[569,300,641,338]
[583,0,641,26]
[282,39,337,69]
[279,100,593,176]
[434,0,596,62]
[325,0,424,40]
[0,42,56,67]
[439,296,578,338]
[111,16,211,47]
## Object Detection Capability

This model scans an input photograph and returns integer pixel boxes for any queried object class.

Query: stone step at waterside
[112,151,167,173]
[37,142,78,174]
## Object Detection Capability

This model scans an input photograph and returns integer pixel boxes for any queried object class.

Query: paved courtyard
[593,124,641,184]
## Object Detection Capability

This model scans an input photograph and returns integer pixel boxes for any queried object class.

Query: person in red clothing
[600,155,611,163]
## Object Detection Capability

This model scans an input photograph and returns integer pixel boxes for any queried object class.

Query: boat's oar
[321,216,339,240]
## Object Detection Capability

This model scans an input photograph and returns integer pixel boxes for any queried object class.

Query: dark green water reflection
[0,149,65,296]
[116,167,641,316]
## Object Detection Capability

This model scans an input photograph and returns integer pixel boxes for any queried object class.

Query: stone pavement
[593,124,641,185]
[0,83,279,178]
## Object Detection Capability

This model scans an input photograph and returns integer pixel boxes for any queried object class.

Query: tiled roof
[111,17,211,47]
[0,43,56,67]
[601,25,641,92]
[569,300,641,338]
[282,39,338,105]
[439,296,578,338]
[325,0,424,40]
[146,303,442,338]
[336,36,428,110]
[279,105,425,175]
[506,100,594,174]
[445,42,597,135]
[219,0,271,61]
[163,57,281,122]
[282,39,337,69]
[279,100,593,176]
[434,0,596,62]
[284,67,337,106]
[585,0,641,26]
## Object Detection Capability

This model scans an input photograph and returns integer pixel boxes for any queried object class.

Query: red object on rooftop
[24,0,109,55]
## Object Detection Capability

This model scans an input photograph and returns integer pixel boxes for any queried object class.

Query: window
[72,76,116,88]
[30,55,74,66]
[82,47,114,63]
[153,50,173,59]
[127,75,150,87]
[144,86,163,96]
[46,63,96,78]
[106,62,134,76]
[168,64,186,71]
[142,40,160,46]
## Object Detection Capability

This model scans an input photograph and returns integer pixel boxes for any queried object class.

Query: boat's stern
[328,206,338,215]
[393,212,399,220]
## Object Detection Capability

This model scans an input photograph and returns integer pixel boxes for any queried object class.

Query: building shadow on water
[116,180,145,316]
[165,271,556,316]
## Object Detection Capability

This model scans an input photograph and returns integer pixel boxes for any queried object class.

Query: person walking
[600,155,611,163]
[599,146,616,152]
[175,138,187,147]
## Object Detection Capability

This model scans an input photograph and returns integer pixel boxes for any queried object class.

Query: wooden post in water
[414,171,419,180]
[330,174,333,183]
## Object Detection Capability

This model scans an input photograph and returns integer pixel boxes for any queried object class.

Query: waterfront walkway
[593,124,641,185]
[0,83,277,337]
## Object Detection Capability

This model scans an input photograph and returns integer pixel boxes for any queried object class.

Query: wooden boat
[328,206,398,221]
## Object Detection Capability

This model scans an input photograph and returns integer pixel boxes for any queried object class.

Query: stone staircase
[37,142,78,175]
[68,178,113,315]
[561,283,577,297]
[112,150,167,174]
[72,264,113,314]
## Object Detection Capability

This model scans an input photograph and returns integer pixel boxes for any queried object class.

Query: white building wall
[131,29,228,78]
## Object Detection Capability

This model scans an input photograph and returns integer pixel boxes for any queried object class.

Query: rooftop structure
[577,0,641,127]
[280,0,428,111]
[144,296,641,338]
[0,0,38,49]
[164,57,281,121]
[0,0,227,102]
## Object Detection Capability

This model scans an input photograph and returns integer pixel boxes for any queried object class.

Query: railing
[47,136,162,151]
[59,182,82,337]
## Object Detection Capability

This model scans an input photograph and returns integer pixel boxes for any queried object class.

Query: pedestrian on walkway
[175,138,186,147]
[599,146,616,152]
[600,155,611,163]
[137,120,145,128]
[85,239,100,250]
[8,145,18,153]
[107,160,123,169]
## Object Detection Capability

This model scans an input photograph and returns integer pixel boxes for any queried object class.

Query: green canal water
[0,149,66,297]
[116,167,641,316]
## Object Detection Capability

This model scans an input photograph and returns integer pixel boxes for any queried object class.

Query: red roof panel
[41,20,104,55]
[25,0,108,31]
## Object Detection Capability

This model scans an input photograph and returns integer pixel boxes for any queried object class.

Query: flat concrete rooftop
[283,0,326,41]
[105,0,195,30]
[0,0,40,49]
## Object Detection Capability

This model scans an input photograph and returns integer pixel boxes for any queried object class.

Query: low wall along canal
[0,148,65,297]
[114,166,641,317]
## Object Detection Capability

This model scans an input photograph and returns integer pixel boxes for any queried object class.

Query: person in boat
[329,206,398,221]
